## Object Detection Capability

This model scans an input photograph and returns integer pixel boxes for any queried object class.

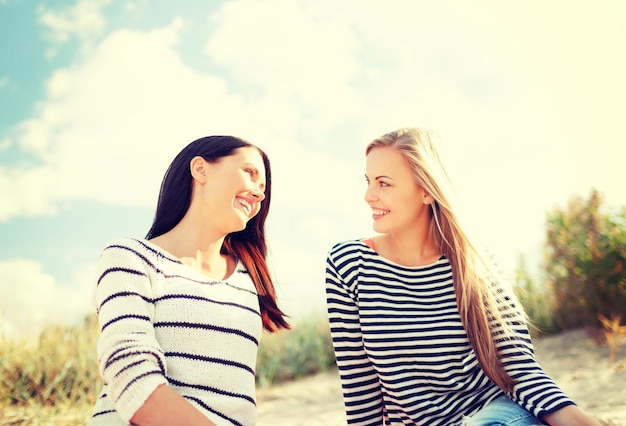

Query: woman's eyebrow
[365,174,394,180]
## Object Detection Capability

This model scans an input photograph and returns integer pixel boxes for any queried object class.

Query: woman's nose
[364,186,376,203]
[251,188,265,202]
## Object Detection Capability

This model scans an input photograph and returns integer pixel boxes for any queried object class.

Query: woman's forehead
[366,147,409,173]
[233,146,264,163]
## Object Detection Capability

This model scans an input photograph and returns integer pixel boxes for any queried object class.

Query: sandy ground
[256,328,626,426]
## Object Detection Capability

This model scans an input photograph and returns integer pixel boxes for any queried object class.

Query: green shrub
[543,189,626,330]
[514,255,558,336]
[256,315,335,387]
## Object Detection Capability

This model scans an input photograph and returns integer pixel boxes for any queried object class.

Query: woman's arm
[326,248,383,426]
[484,253,599,424]
[542,405,601,426]
[130,384,216,426]
[95,241,169,421]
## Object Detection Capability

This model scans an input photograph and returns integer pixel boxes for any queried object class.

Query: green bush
[256,315,336,387]
[514,256,558,336]
[543,189,626,330]
[514,189,626,334]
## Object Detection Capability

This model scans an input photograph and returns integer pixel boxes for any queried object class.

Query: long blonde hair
[366,127,523,392]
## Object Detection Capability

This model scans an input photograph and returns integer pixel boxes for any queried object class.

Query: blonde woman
[325,128,599,425]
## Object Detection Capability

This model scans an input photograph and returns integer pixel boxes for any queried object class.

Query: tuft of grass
[0,314,101,409]
[1,313,336,424]
[598,314,626,364]
[1,402,92,426]
[256,315,336,387]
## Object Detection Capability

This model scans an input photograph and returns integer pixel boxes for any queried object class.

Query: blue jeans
[462,396,544,426]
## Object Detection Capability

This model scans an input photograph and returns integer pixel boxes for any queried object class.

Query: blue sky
[1,0,625,337]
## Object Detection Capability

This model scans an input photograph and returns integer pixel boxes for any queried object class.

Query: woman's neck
[373,228,440,267]
[149,219,234,280]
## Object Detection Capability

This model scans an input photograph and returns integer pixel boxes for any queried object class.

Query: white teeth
[238,199,252,215]
[372,209,388,216]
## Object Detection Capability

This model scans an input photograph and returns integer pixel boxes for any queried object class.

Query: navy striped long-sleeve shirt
[325,239,574,426]
[88,238,262,426]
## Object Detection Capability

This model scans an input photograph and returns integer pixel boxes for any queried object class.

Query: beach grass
[0,314,335,425]
[256,314,336,387]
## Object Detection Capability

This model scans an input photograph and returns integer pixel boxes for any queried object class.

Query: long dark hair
[146,135,289,332]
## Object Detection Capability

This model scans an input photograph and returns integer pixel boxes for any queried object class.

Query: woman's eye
[244,168,254,176]
[365,179,388,187]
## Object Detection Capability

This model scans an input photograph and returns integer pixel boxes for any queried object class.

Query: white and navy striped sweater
[325,240,574,426]
[88,238,262,426]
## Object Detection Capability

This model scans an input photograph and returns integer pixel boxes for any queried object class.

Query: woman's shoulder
[327,238,372,260]
[102,237,174,256]
[98,237,180,267]
[329,238,368,251]
[100,237,150,256]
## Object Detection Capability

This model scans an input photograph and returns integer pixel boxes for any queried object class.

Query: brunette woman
[89,136,288,426]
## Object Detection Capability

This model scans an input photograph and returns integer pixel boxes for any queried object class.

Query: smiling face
[364,146,432,235]
[193,146,267,234]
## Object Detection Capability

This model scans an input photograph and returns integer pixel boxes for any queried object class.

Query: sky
[1,0,625,338]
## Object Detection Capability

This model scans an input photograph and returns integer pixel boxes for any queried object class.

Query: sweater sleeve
[488,263,575,420]
[325,248,383,426]
[93,240,168,422]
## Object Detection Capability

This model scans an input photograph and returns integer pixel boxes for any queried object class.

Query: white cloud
[0,9,367,222]
[37,0,110,45]
[269,142,364,210]
[0,20,278,220]
[205,0,364,131]
[0,260,94,339]
[0,164,58,219]
[2,0,625,284]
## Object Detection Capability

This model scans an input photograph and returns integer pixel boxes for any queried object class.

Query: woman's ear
[423,192,434,205]
[190,156,208,183]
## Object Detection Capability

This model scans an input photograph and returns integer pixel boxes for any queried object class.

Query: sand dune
[257,328,626,425]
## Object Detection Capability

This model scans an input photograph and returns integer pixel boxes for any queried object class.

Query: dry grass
[598,314,626,364]
[1,403,92,426]
[0,314,335,425]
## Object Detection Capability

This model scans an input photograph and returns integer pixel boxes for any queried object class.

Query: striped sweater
[325,240,574,426]
[88,238,262,426]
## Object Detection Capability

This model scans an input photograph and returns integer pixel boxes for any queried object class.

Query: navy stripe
[106,348,165,375]
[97,267,147,287]
[91,409,116,418]
[114,359,148,379]
[154,321,259,345]
[102,244,158,271]
[101,313,151,332]
[165,351,255,375]
[132,238,182,264]
[118,370,163,399]
[98,290,153,313]
[185,395,246,426]
[169,377,255,405]
[156,293,260,316]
